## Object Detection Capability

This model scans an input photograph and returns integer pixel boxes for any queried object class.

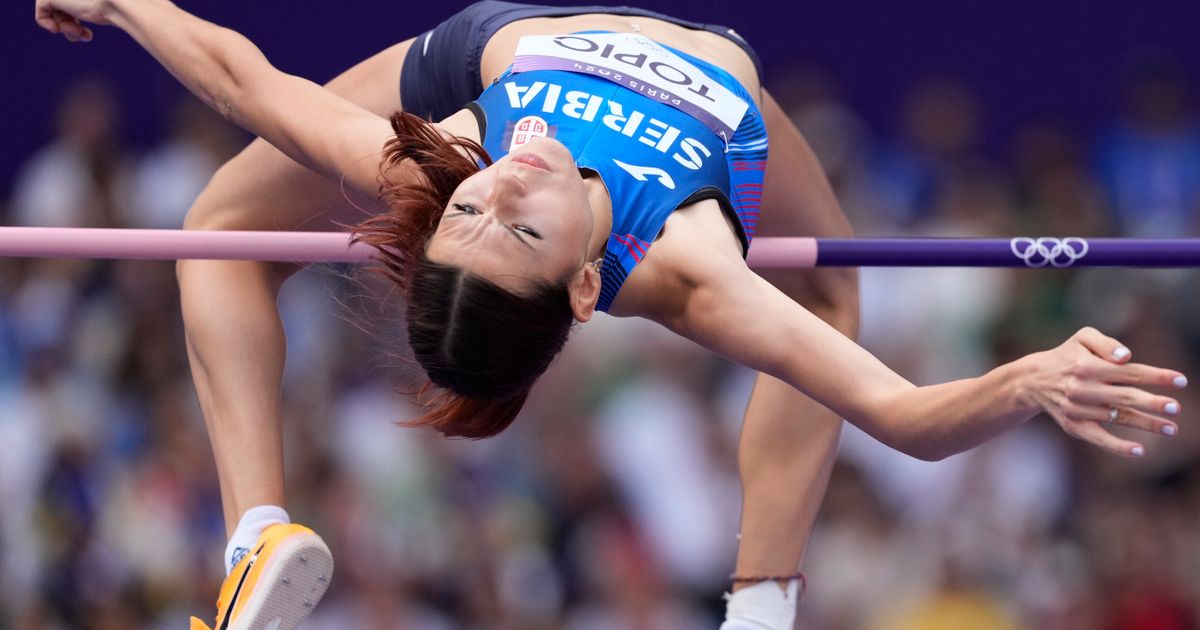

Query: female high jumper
[36,1,1187,629]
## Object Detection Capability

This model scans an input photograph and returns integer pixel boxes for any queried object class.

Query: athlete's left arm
[656,246,1185,461]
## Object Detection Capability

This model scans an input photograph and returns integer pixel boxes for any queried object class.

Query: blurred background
[2,0,1200,628]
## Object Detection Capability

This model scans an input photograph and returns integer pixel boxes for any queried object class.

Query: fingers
[1065,420,1146,458]
[1089,361,1189,390]
[36,8,93,42]
[1073,326,1131,363]
[1054,328,1186,457]
[1062,402,1179,438]
[57,12,93,42]
[69,25,94,43]
[35,7,62,33]
[1067,383,1181,419]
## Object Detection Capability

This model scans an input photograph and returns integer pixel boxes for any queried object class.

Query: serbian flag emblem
[510,115,549,151]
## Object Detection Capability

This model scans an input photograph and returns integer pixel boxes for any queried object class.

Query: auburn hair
[352,112,576,439]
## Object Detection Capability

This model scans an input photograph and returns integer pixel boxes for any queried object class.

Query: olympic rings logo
[1009,237,1090,268]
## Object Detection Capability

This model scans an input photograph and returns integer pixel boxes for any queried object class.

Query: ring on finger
[1107,406,1120,424]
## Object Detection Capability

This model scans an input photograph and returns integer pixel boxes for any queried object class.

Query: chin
[528,136,573,163]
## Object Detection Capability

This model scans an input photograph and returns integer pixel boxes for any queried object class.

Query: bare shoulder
[435,108,483,144]
[607,198,747,323]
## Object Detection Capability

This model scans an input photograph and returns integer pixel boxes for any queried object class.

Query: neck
[582,170,613,263]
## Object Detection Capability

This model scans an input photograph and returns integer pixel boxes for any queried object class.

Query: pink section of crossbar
[0,227,377,263]
[0,228,820,267]
[745,237,818,268]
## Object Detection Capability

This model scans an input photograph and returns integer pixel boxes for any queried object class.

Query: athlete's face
[426,136,596,293]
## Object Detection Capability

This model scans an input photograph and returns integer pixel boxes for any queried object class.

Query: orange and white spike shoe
[190,523,333,630]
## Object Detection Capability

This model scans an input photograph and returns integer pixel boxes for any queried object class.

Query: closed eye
[448,202,537,249]
[451,202,542,241]
[514,225,542,239]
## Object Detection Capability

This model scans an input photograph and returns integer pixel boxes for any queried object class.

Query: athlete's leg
[725,91,859,628]
[179,38,413,539]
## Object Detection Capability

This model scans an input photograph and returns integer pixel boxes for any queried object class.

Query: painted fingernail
[1165,402,1180,415]
[1113,346,1131,360]
[1162,425,1177,437]
[1174,375,1188,389]
[1131,446,1145,457]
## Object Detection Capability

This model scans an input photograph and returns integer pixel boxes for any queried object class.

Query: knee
[176,163,294,287]
[815,267,860,340]
[182,162,245,232]
[775,268,861,340]
[834,276,861,340]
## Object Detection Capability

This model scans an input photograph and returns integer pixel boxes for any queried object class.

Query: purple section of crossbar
[816,238,1200,268]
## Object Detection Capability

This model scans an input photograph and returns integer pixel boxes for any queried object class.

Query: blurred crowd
[2,45,1200,630]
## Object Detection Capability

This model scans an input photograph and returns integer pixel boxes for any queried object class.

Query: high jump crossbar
[0,228,1196,268]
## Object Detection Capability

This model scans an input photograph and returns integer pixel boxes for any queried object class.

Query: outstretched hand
[35,0,112,42]
[1022,326,1186,457]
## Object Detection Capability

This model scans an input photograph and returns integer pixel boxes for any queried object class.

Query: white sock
[224,505,290,575]
[719,579,801,630]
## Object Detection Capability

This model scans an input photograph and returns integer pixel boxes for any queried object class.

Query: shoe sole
[230,532,334,630]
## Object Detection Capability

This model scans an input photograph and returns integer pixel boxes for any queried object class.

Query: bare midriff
[481,13,762,106]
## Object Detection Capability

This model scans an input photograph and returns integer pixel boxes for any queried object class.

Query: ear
[567,263,603,322]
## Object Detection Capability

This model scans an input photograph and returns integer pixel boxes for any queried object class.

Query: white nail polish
[1131,446,1145,457]
[1165,402,1180,415]
[1163,425,1177,437]
[1174,375,1188,389]
[1112,346,1131,360]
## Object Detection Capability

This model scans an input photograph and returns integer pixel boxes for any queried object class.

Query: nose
[490,161,529,208]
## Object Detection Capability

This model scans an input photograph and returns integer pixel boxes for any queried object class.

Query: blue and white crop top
[467,32,768,312]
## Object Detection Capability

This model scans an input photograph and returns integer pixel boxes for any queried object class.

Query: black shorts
[400,1,763,122]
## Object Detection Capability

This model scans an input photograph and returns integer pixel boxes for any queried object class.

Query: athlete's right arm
[36,0,395,194]
[651,243,1186,461]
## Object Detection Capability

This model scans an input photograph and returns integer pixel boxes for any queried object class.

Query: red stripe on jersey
[614,233,648,262]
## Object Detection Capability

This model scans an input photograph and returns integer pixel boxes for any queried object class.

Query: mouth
[511,153,550,172]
